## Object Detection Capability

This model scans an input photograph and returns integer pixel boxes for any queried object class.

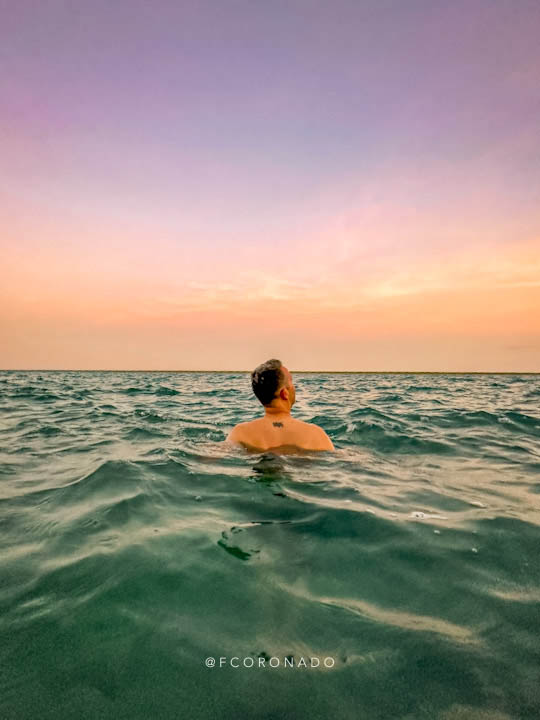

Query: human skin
[226,365,335,453]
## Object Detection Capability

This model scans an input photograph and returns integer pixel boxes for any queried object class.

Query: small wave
[374,393,403,402]
[180,423,225,440]
[134,409,166,423]
[37,424,63,437]
[10,387,61,401]
[9,418,39,432]
[124,427,170,440]
[344,420,454,455]
[308,415,348,434]
[42,460,148,520]
[195,389,240,397]
[428,409,501,429]
[155,386,179,396]
[348,406,397,423]
[500,410,540,437]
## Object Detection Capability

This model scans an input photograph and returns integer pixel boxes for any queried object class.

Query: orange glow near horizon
[2,227,539,371]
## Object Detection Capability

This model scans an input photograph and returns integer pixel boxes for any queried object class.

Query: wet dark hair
[251,358,285,406]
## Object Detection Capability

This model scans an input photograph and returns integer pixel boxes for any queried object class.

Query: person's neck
[264,405,291,418]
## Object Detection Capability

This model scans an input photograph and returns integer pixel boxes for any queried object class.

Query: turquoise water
[1,370,539,719]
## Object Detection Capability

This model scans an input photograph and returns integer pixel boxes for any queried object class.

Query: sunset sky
[1,0,539,371]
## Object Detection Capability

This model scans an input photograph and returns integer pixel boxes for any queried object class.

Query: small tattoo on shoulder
[273,421,284,427]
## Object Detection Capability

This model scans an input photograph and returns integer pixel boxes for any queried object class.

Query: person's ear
[279,387,288,400]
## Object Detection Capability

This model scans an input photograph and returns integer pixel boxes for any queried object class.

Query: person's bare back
[226,359,334,453]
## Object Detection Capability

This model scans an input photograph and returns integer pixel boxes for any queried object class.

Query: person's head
[251,358,296,411]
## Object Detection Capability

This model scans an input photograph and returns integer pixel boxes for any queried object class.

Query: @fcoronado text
[205,656,335,668]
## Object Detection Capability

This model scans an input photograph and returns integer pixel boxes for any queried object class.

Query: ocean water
[1,370,539,720]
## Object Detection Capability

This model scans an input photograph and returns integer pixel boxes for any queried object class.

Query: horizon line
[1,369,539,375]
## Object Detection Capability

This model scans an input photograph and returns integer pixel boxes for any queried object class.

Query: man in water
[226,358,335,453]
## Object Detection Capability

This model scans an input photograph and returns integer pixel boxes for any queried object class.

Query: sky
[1,0,539,371]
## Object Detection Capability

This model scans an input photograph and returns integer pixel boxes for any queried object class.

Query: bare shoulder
[226,420,256,444]
[303,421,335,451]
